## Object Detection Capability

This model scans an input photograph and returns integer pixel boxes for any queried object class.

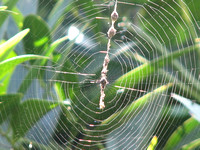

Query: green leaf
[0,0,19,28]
[11,7,24,29]
[163,117,200,150]
[181,138,200,150]
[74,42,186,124]
[123,48,200,100]
[54,82,66,101]
[17,36,69,95]
[40,36,68,65]
[102,83,172,125]
[115,45,199,87]
[125,0,148,4]
[138,0,190,46]
[0,72,13,94]
[22,15,51,55]
[127,20,200,98]
[0,7,18,15]
[0,6,8,10]
[81,83,172,145]
[0,28,30,61]
[0,54,49,74]
[0,51,17,94]
[0,94,22,124]
[11,99,59,141]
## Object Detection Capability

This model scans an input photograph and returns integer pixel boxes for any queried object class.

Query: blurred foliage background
[0,0,200,149]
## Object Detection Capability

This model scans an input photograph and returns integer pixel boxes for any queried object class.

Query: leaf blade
[0,94,22,124]
[181,138,200,150]
[0,28,30,61]
[115,45,199,87]
[11,99,59,141]
[0,54,49,74]
[163,117,200,150]
[22,15,51,56]
[102,83,172,125]
[0,0,19,28]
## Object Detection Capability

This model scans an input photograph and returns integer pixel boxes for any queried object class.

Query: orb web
[2,0,200,149]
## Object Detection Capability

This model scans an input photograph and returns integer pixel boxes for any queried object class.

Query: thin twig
[99,0,118,109]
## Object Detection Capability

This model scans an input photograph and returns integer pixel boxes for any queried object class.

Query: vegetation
[0,0,199,149]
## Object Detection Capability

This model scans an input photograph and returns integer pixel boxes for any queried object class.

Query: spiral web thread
[2,0,200,149]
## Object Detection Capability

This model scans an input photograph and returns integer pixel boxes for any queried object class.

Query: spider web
[1,0,200,149]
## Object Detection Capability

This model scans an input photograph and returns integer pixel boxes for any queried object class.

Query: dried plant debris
[99,0,118,109]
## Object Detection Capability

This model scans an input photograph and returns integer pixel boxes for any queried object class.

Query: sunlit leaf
[171,93,200,122]
[40,36,68,65]
[0,54,49,74]
[0,6,8,10]
[0,54,48,94]
[0,28,30,61]
[0,8,18,14]
[0,51,17,94]
[11,7,24,29]
[147,136,158,150]
[0,0,19,28]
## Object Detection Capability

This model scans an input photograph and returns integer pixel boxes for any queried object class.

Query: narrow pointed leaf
[0,28,30,61]
[171,93,200,122]
[0,6,8,10]
[181,138,200,150]
[0,54,49,74]
[0,51,17,94]
[115,45,199,87]
[39,36,68,66]
[0,9,18,14]
[102,83,172,125]
[147,136,158,150]
[18,40,74,94]
[0,0,19,28]
[163,118,200,150]
[11,7,24,29]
